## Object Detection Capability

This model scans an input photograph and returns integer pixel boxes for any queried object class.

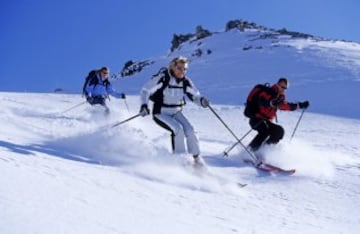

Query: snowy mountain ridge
[117,25,360,119]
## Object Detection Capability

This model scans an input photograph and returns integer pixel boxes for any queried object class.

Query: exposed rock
[171,25,212,51]
[53,88,63,93]
[225,19,264,31]
[171,33,193,52]
[195,25,212,39]
[276,28,314,39]
[121,60,154,77]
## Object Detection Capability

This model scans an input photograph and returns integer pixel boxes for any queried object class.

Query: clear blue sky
[1,0,359,92]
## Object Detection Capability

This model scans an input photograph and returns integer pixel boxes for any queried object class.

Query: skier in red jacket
[245,78,309,165]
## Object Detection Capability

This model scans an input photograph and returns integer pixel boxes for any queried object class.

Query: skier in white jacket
[139,56,210,166]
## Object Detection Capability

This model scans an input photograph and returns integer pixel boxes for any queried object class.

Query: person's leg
[173,112,200,156]
[92,96,109,114]
[90,96,105,105]
[248,119,270,152]
[266,122,284,144]
[153,114,186,153]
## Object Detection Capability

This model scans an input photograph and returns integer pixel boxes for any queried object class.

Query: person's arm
[184,78,209,108]
[140,74,163,105]
[106,83,125,99]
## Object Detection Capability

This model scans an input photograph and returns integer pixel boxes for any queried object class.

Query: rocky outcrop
[225,19,265,31]
[171,33,193,52]
[121,60,154,77]
[170,25,212,51]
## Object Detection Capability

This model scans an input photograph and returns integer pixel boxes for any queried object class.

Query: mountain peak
[169,19,318,52]
[117,18,360,119]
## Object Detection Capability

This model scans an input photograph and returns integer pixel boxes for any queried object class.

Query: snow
[1,29,360,234]
[117,30,360,119]
[1,92,360,234]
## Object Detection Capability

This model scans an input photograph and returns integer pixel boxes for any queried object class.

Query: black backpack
[82,70,110,96]
[148,68,168,102]
[82,70,97,96]
[149,68,189,106]
[244,83,273,118]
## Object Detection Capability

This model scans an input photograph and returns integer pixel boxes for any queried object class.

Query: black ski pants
[248,118,284,152]
[87,96,106,106]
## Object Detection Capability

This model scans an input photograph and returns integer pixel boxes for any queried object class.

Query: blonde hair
[168,56,188,70]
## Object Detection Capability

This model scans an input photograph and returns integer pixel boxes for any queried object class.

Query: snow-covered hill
[1,92,360,234]
[117,27,360,119]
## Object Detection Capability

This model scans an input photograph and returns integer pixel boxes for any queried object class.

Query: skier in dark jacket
[85,67,126,113]
[138,56,210,166]
[246,78,309,165]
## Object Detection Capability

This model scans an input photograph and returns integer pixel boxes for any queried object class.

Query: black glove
[200,96,209,108]
[139,104,150,117]
[120,93,126,99]
[86,95,93,103]
[298,101,310,109]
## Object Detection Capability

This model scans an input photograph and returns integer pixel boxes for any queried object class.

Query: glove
[200,96,209,108]
[139,104,150,117]
[298,101,310,109]
[86,95,93,103]
[120,93,126,99]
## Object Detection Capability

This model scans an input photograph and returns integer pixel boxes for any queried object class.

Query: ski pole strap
[111,113,141,128]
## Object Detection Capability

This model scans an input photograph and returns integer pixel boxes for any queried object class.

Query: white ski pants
[153,111,200,156]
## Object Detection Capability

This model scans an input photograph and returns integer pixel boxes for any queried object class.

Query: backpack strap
[163,70,189,105]
[159,68,171,91]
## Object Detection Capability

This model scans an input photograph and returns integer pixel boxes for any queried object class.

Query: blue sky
[1,0,359,92]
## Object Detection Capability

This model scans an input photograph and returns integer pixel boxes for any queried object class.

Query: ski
[262,162,296,175]
[243,159,296,176]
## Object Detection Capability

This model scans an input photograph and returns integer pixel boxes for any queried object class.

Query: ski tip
[275,169,296,176]
[286,169,296,175]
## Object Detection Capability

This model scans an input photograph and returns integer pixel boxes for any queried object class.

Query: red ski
[243,159,296,176]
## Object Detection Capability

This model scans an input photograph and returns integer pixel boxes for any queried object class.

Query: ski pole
[223,128,253,156]
[123,98,130,113]
[290,108,306,140]
[60,101,87,114]
[223,108,272,156]
[111,113,141,128]
[207,105,257,161]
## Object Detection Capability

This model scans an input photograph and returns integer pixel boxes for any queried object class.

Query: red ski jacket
[255,84,298,121]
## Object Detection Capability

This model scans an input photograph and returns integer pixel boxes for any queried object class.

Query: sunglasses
[102,71,109,75]
[176,66,187,72]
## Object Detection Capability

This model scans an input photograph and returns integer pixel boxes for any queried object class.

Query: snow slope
[1,92,360,234]
[117,28,360,119]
